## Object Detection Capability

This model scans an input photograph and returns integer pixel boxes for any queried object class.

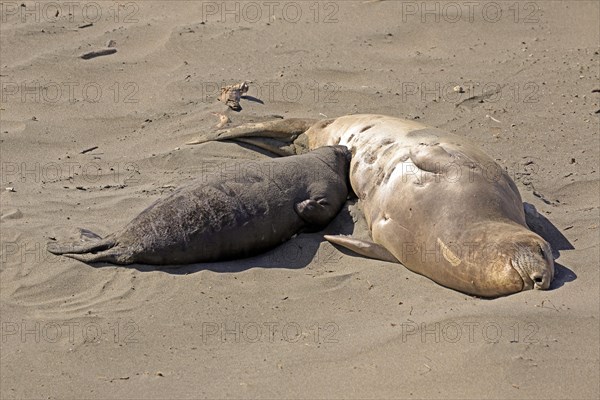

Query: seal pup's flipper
[59,248,134,265]
[295,198,342,228]
[324,235,399,263]
[47,231,133,264]
[47,229,116,256]
[77,228,103,241]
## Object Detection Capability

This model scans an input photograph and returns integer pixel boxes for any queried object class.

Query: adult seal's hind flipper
[186,118,317,155]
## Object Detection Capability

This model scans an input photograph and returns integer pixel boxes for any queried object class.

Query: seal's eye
[538,245,546,259]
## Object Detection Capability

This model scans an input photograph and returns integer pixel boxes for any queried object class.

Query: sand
[1,1,598,398]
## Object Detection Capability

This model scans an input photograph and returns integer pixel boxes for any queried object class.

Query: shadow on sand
[79,201,577,293]
[524,202,576,290]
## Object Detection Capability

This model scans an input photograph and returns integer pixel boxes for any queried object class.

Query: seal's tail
[47,230,130,264]
[186,117,318,155]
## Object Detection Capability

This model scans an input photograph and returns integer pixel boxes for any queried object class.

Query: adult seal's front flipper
[324,235,398,263]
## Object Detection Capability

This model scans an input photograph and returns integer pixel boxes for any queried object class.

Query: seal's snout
[530,270,551,290]
[509,239,555,291]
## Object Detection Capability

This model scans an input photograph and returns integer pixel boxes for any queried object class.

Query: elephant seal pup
[48,146,350,265]
[187,114,554,297]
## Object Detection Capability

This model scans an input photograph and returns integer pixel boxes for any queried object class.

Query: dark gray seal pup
[47,146,351,265]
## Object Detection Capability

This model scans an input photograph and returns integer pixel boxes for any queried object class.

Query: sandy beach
[1,1,598,398]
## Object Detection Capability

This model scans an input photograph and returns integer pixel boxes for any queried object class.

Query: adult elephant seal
[187,114,555,297]
[47,146,351,265]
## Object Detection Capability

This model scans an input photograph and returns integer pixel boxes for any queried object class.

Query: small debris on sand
[218,81,250,111]
[212,112,231,128]
[80,146,98,154]
[80,48,117,60]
